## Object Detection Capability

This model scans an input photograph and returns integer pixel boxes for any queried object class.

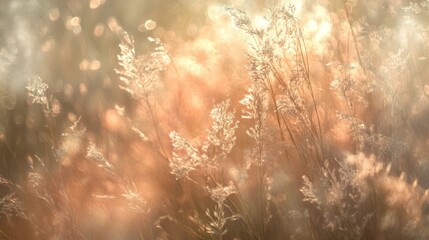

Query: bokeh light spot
[49,8,60,21]
[93,23,105,37]
[90,60,101,71]
[90,0,102,9]
[144,19,157,31]
[79,83,88,96]
[51,99,61,116]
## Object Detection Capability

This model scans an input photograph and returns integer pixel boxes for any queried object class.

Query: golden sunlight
[1,0,429,239]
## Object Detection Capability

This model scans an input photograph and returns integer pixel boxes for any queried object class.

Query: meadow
[1,0,429,239]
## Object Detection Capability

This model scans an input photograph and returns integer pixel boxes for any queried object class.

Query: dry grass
[1,0,429,239]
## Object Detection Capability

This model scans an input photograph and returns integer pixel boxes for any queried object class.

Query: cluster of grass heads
[1,0,429,239]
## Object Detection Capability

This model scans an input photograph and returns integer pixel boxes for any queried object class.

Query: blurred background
[2,0,429,239]
[0,0,261,179]
[2,0,422,179]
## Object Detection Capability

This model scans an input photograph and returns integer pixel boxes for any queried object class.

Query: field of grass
[1,0,429,239]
